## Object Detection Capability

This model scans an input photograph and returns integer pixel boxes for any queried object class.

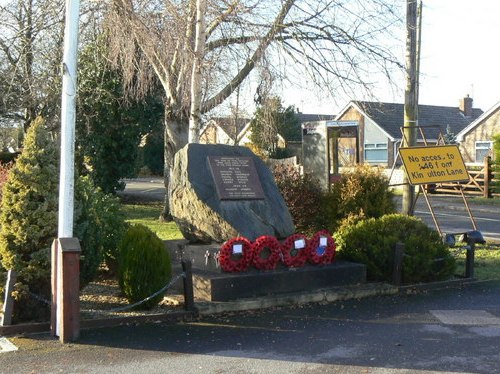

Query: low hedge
[335,214,456,284]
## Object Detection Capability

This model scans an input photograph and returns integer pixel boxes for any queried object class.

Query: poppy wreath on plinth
[218,237,253,272]
[307,230,336,265]
[252,235,281,270]
[281,233,309,268]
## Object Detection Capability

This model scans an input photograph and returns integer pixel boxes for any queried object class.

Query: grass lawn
[454,243,500,281]
[120,202,184,241]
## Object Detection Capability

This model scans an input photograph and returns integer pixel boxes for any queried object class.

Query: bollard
[392,243,404,286]
[465,243,475,279]
[182,260,196,312]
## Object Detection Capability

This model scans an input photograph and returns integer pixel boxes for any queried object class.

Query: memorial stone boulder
[170,143,295,243]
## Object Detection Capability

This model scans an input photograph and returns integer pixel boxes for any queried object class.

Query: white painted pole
[55,0,80,338]
[58,0,80,238]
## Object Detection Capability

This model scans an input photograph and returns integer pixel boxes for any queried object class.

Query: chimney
[459,95,473,117]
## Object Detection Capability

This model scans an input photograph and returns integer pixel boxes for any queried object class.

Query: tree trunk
[188,0,206,143]
[159,112,189,221]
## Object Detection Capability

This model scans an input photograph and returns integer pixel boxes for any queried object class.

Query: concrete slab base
[192,261,367,302]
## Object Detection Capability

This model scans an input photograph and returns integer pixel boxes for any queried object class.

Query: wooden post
[484,156,491,198]
[51,238,81,343]
[392,243,405,286]
[182,260,196,312]
[1,270,17,326]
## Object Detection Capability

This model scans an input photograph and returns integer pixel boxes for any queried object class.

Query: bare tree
[0,0,65,131]
[106,0,403,217]
[0,0,104,132]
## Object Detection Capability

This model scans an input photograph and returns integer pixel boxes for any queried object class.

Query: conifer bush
[0,117,58,322]
[335,214,456,284]
[0,117,128,321]
[326,164,396,232]
[118,224,172,310]
[74,176,128,287]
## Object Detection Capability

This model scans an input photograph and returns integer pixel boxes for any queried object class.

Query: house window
[364,143,388,163]
[475,141,493,163]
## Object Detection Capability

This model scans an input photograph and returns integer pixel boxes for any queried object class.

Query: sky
[281,0,500,115]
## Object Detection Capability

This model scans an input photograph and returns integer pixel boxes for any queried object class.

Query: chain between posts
[108,272,186,313]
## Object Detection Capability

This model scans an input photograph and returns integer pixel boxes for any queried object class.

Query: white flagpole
[55,0,80,339]
[58,0,80,238]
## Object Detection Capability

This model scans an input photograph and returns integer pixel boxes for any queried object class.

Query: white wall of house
[363,117,390,164]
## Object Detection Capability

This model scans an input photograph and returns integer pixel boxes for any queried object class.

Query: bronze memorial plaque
[207,156,265,200]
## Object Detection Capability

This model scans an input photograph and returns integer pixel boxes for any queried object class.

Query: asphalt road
[120,178,165,201]
[396,195,500,242]
[2,280,500,373]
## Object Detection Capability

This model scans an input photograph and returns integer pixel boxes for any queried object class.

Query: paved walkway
[1,280,499,373]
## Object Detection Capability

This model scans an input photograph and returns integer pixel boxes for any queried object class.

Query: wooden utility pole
[402,0,419,215]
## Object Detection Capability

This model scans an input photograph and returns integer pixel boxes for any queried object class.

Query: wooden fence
[433,157,499,198]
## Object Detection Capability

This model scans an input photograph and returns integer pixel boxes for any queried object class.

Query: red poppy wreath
[307,230,336,265]
[280,233,309,268]
[252,235,281,270]
[218,237,253,272]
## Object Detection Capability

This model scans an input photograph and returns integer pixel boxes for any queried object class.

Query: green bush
[0,117,129,322]
[74,176,128,286]
[118,224,172,310]
[273,165,327,235]
[0,117,58,322]
[326,165,396,231]
[335,214,456,284]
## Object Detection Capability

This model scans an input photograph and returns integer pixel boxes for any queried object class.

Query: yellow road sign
[399,145,469,185]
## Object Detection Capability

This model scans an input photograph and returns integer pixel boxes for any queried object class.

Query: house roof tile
[352,101,483,140]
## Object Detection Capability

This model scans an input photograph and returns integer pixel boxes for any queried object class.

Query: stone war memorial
[169,143,366,301]
[170,143,295,243]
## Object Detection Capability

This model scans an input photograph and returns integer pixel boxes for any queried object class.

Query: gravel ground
[79,272,185,320]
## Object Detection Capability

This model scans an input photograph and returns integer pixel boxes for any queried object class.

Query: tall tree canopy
[107,0,403,217]
[77,34,164,194]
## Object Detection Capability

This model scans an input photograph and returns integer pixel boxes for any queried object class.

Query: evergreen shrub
[74,176,128,286]
[335,214,456,284]
[325,165,396,231]
[118,224,172,310]
[0,117,128,322]
[0,117,58,322]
